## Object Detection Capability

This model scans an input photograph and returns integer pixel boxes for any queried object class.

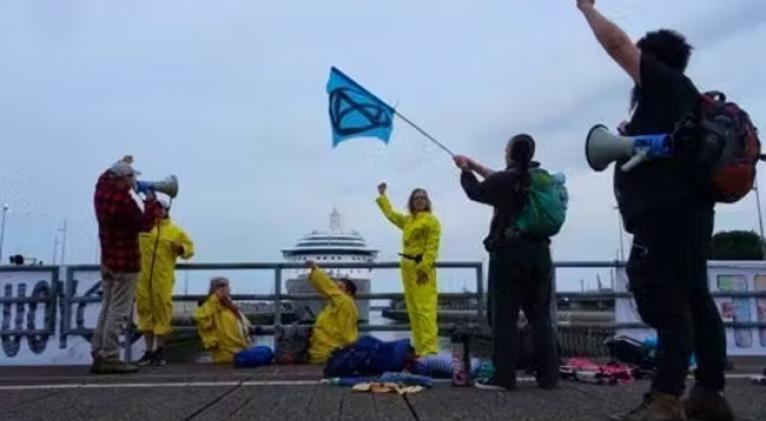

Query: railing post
[475,263,484,325]
[59,267,73,349]
[49,266,59,337]
[274,267,282,328]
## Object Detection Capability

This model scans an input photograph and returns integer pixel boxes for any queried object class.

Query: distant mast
[330,208,341,232]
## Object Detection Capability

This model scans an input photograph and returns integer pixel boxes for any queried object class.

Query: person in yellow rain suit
[306,260,359,364]
[134,201,194,366]
[376,182,441,356]
[194,277,252,364]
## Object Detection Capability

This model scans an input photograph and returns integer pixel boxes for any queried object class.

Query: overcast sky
[1,0,765,291]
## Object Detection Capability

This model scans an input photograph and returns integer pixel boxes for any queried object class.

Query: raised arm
[138,198,164,233]
[454,155,495,179]
[469,159,496,179]
[460,170,509,206]
[577,0,641,84]
[375,183,407,229]
[308,263,345,302]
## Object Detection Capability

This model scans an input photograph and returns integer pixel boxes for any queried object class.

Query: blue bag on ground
[323,336,413,377]
[234,346,274,368]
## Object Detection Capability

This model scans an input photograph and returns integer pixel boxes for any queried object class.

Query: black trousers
[627,206,726,395]
[488,240,558,388]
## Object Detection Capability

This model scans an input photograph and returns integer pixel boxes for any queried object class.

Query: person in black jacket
[454,134,558,391]
[577,1,732,420]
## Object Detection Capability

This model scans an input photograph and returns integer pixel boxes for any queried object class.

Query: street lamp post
[53,235,60,265]
[0,204,9,263]
[60,218,68,264]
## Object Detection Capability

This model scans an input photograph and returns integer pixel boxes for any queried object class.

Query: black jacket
[461,162,541,250]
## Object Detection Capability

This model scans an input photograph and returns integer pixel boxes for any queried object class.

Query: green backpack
[512,168,568,238]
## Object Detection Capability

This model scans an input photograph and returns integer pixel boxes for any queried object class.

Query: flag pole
[331,67,455,158]
[393,110,455,157]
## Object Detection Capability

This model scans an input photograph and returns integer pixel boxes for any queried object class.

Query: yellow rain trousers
[308,267,359,364]
[194,295,252,364]
[376,195,441,356]
[136,218,194,336]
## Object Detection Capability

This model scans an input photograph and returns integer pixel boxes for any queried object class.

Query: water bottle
[451,332,470,387]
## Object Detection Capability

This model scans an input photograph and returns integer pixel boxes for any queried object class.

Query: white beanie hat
[108,155,140,177]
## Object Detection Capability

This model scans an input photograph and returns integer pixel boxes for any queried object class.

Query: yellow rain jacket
[136,218,194,336]
[376,194,441,356]
[194,294,252,364]
[308,267,359,364]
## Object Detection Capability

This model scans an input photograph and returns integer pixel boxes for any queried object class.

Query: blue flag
[326,67,395,147]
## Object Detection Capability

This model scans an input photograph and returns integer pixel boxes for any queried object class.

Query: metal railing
[3,260,766,360]
[59,261,484,361]
[64,261,482,329]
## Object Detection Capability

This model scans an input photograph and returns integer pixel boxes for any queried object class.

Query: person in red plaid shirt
[91,156,163,374]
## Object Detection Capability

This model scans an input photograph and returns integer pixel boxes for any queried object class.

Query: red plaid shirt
[94,172,161,273]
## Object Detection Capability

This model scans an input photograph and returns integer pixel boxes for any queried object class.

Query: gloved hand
[172,243,185,256]
[453,155,471,170]
[143,188,157,201]
[416,266,429,285]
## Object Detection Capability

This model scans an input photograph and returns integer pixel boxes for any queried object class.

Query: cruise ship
[281,209,378,322]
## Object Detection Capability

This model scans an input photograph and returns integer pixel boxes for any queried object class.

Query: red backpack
[683,91,762,203]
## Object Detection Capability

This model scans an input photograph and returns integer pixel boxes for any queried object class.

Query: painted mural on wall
[616,263,766,356]
[0,270,107,365]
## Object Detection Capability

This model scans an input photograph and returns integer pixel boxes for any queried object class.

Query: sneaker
[151,348,167,367]
[90,359,139,375]
[136,350,155,366]
[474,377,514,391]
[610,392,687,421]
[683,385,734,421]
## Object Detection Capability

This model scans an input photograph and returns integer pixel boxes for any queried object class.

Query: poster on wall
[756,275,766,348]
[615,262,766,357]
[1,271,58,364]
[0,269,105,366]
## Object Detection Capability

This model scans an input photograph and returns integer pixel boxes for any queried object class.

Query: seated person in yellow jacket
[306,260,359,364]
[135,200,195,366]
[194,277,252,364]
